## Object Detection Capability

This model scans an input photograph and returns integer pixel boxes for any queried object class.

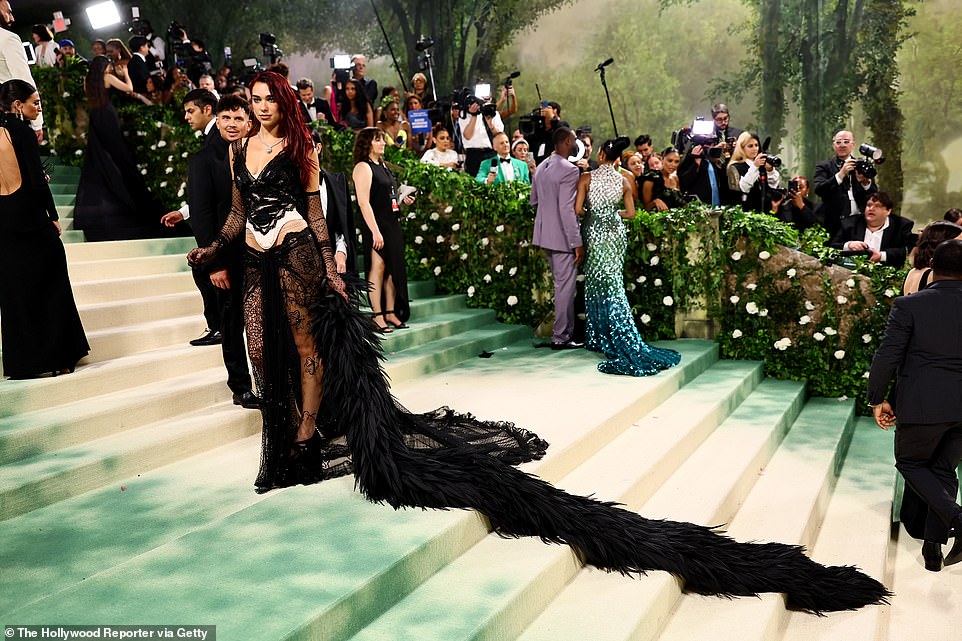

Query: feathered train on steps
[309,282,891,614]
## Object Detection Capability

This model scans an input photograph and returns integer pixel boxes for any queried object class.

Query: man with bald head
[813,129,877,236]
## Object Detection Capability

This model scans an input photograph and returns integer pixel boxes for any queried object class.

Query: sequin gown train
[582,164,681,376]
[189,145,888,614]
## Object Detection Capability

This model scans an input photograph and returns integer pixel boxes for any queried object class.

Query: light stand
[595,58,617,137]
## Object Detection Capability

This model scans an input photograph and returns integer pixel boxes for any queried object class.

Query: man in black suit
[295,77,335,127]
[677,141,735,207]
[162,90,259,409]
[126,35,151,95]
[813,130,877,236]
[826,191,914,267]
[711,103,743,151]
[318,164,356,276]
[868,239,962,571]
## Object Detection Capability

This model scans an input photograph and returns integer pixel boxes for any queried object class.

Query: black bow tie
[499,157,511,164]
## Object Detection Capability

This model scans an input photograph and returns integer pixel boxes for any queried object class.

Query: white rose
[420,224,428,231]
[758,250,771,260]
[862,371,870,379]
[813,332,826,342]
[885,288,895,297]
[63,91,70,98]
[414,236,423,244]
[509,267,517,276]
[495,264,503,273]
[747,283,757,291]
[731,251,742,261]
[75,149,83,156]
[663,296,674,306]
[638,276,647,283]
[481,238,489,246]
[836,295,848,304]
[496,224,505,233]
[862,334,872,343]
[824,327,837,336]
[833,350,845,360]
[576,274,585,282]
[483,274,492,283]
[194,130,203,138]
[177,186,185,197]
[787,268,797,278]
[467,286,475,297]
[140,168,147,175]
[167,155,173,162]
[627,283,636,291]
[730,295,740,304]
[430,212,440,221]
[182,152,189,158]
[774,337,792,350]
[799,315,811,325]
[444,206,453,214]
[159,181,167,188]
[654,278,662,286]
[731,329,743,338]
[507,295,518,306]
[646,243,658,251]
[845,278,856,288]
[420,257,428,265]
[450,244,459,251]
[150,144,157,151]
[436,235,445,244]
[745,302,759,315]
[165,167,173,174]
[640,314,651,324]
[452,223,460,231]
[759,309,769,317]
[407,212,416,220]
[157,140,167,148]
[434,266,442,275]
[650,256,660,266]
[460,253,468,261]
[805,300,816,311]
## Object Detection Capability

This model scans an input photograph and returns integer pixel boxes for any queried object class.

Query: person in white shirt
[457,91,503,177]
[826,191,915,267]
[31,24,57,68]
[0,2,42,140]
[420,124,458,169]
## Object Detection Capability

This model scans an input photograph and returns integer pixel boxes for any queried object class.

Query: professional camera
[759,136,782,168]
[788,178,800,193]
[503,70,520,88]
[517,108,541,137]
[329,53,353,84]
[454,85,496,119]
[673,118,728,158]
[260,32,282,65]
[415,36,435,52]
[129,17,152,37]
[854,143,884,179]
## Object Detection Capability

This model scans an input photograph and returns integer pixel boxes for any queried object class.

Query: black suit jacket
[319,169,357,275]
[128,54,150,95]
[187,126,235,274]
[826,213,915,267]
[868,280,962,423]
[813,156,877,236]
[677,148,735,206]
[299,98,335,127]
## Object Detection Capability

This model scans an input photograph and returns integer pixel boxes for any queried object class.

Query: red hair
[248,71,316,188]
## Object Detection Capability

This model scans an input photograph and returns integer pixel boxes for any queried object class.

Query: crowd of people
[1,8,958,595]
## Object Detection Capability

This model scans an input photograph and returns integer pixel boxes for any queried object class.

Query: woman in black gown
[188,72,888,614]
[353,127,410,332]
[0,80,88,378]
[73,56,162,241]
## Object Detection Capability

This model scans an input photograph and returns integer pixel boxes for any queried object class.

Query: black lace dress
[0,114,89,378]
[188,141,888,614]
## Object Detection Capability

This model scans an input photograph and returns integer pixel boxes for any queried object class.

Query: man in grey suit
[869,239,962,571]
[531,127,584,350]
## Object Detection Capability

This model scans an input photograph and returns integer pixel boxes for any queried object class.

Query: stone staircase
[1,163,959,640]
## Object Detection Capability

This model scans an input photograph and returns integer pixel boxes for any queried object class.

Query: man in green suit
[476,132,531,185]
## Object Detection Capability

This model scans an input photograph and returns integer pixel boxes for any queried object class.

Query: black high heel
[371,312,393,334]
[383,310,409,329]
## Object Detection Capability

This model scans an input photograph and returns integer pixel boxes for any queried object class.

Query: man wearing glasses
[814,130,878,236]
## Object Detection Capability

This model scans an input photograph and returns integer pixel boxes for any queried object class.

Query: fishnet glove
[187,181,246,267]
[305,190,348,300]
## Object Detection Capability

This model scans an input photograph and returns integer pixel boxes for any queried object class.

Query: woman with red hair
[186,74,889,612]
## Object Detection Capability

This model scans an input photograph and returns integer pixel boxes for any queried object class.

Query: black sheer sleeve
[305,189,347,299]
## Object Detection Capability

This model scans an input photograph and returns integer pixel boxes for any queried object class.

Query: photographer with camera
[826,191,914,267]
[711,104,743,159]
[771,176,820,233]
[677,127,735,207]
[726,132,781,213]
[458,86,504,177]
[525,101,567,166]
[814,130,878,236]
[352,55,379,106]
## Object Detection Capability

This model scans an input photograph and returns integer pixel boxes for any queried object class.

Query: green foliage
[34,66,202,211]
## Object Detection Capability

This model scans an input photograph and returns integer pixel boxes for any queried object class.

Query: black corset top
[233,139,304,235]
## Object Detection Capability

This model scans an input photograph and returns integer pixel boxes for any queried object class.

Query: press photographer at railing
[457,85,504,176]
[726,132,781,213]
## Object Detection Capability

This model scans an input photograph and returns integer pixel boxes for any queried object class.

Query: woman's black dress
[74,92,164,240]
[0,114,89,378]
[192,141,889,614]
[359,159,410,322]
[639,171,689,210]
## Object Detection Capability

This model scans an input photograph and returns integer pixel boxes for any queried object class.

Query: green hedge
[35,74,904,408]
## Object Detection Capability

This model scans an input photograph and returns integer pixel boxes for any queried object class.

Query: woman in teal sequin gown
[576,138,681,376]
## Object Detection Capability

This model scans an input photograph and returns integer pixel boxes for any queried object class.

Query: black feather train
[310,282,891,614]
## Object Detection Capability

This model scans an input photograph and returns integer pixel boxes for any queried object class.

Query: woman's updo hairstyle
[0,80,37,112]
[599,136,631,163]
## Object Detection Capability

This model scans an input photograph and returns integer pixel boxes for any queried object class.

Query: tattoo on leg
[304,356,318,375]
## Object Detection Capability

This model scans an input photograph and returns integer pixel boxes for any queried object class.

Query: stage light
[85,1,121,30]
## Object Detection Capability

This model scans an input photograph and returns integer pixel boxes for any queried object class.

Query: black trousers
[218,255,253,395]
[192,265,221,331]
[463,148,495,178]
[895,420,962,542]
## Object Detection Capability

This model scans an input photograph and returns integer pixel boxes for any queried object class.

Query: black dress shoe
[189,329,222,346]
[922,540,943,572]
[232,391,263,409]
[946,514,962,566]
[551,340,585,351]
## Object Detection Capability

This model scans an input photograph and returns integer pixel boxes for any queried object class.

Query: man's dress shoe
[922,540,943,572]
[946,514,962,566]
[551,340,585,351]
[232,391,263,410]
[189,329,222,346]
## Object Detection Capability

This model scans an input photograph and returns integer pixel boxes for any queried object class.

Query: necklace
[258,131,285,154]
